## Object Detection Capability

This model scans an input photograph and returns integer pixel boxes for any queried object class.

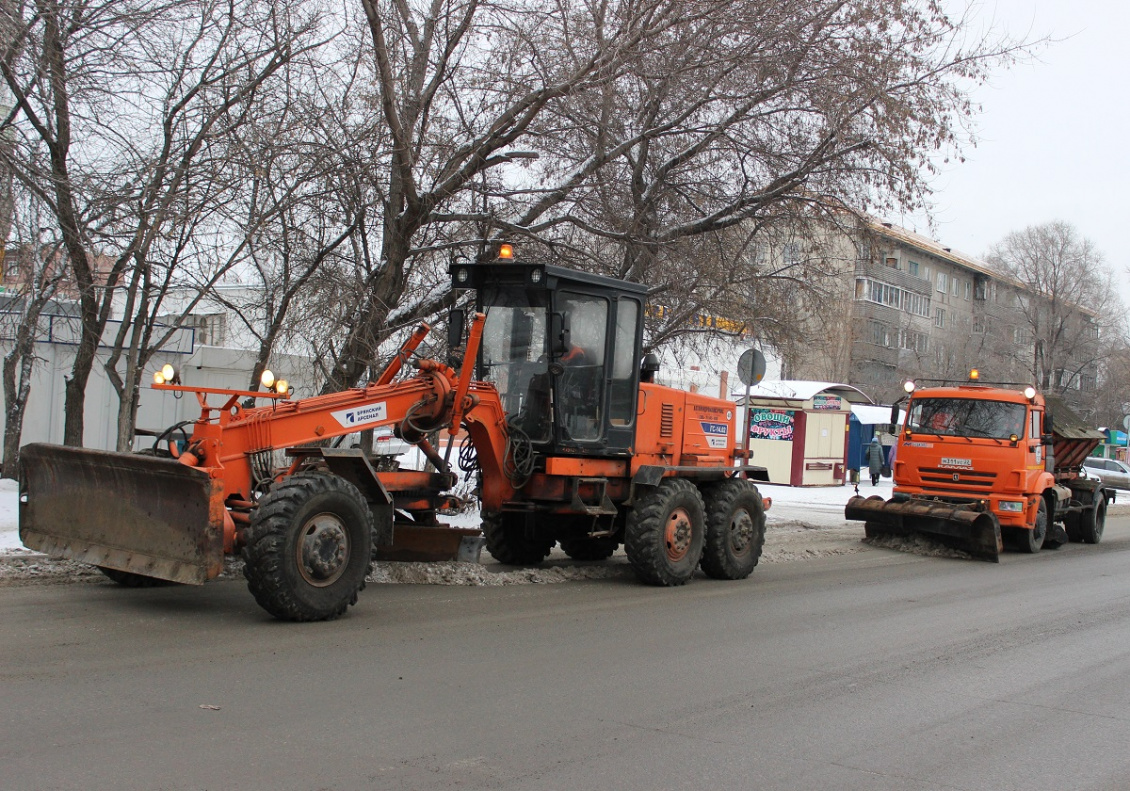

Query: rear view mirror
[447,308,465,349]
[549,311,570,356]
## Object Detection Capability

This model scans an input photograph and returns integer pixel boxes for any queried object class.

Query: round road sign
[737,349,766,386]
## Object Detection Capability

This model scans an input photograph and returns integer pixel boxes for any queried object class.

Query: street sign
[737,348,766,386]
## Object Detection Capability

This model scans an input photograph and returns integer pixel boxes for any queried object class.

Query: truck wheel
[1015,497,1048,554]
[1080,492,1106,544]
[97,567,178,587]
[242,472,373,622]
[482,511,555,565]
[700,479,765,580]
[625,478,705,586]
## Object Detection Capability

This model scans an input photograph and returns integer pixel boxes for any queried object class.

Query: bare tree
[985,221,1122,410]
[1,196,64,477]
[0,0,321,446]
[504,0,1030,349]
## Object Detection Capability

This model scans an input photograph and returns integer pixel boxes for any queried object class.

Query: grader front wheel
[242,472,373,622]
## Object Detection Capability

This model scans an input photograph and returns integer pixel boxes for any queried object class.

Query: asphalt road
[4,521,1130,791]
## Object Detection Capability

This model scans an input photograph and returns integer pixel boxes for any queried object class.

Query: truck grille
[660,403,674,437]
[918,468,996,489]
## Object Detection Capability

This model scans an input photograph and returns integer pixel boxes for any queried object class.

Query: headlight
[998,501,1025,513]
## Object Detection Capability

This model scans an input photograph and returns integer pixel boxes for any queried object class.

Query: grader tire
[242,472,372,622]
[700,479,766,580]
[559,536,618,561]
[624,478,705,586]
[482,511,555,565]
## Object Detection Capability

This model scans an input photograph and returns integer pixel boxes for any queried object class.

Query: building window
[885,256,899,269]
[856,277,930,317]
[934,308,945,328]
[869,320,891,347]
[908,260,920,277]
[965,281,971,300]
[972,319,985,334]
[898,329,928,353]
[951,276,959,296]
[936,272,947,293]
[190,314,226,347]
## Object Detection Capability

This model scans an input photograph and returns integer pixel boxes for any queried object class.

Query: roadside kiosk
[739,381,873,487]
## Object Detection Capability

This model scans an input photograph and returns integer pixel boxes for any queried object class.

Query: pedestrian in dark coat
[866,436,884,486]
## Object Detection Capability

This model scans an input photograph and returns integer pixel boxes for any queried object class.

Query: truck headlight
[998,501,1024,512]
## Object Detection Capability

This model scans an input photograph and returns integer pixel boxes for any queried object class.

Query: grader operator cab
[21,248,770,621]
[451,253,647,458]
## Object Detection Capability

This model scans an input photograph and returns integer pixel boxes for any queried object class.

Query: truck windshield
[480,288,551,443]
[907,397,1026,440]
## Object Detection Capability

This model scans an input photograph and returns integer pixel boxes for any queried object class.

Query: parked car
[1082,457,1130,491]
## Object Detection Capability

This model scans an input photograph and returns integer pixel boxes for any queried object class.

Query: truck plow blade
[845,495,1003,562]
[19,443,223,584]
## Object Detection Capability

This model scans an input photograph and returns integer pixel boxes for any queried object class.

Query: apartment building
[782,218,1099,409]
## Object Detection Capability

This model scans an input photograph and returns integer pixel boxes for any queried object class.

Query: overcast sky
[894,0,1129,303]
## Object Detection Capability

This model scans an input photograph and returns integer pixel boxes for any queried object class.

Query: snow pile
[861,532,974,560]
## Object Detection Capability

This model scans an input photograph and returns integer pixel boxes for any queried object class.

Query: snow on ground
[10,476,1093,586]
[0,476,878,555]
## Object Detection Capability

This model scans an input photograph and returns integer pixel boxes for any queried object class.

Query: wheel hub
[297,513,350,587]
[665,507,693,562]
[729,510,754,554]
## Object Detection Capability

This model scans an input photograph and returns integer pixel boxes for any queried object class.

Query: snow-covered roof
[851,404,904,425]
[738,380,874,405]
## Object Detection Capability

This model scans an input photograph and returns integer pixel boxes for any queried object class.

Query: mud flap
[846,495,1003,562]
[19,443,223,584]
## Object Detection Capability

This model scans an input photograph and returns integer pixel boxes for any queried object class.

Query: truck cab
[892,385,1052,531]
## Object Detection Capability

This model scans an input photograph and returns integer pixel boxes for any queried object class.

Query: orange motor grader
[20,249,770,621]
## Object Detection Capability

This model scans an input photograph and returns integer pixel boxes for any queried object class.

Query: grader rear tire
[559,536,618,561]
[700,479,765,580]
[242,472,373,622]
[482,511,555,565]
[625,478,705,586]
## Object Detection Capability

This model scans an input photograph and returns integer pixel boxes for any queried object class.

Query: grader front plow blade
[19,443,223,584]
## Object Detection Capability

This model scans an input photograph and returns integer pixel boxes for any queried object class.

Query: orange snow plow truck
[20,248,770,620]
[845,376,1113,562]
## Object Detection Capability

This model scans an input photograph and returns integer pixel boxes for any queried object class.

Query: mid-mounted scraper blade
[845,495,1003,562]
[19,443,223,584]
